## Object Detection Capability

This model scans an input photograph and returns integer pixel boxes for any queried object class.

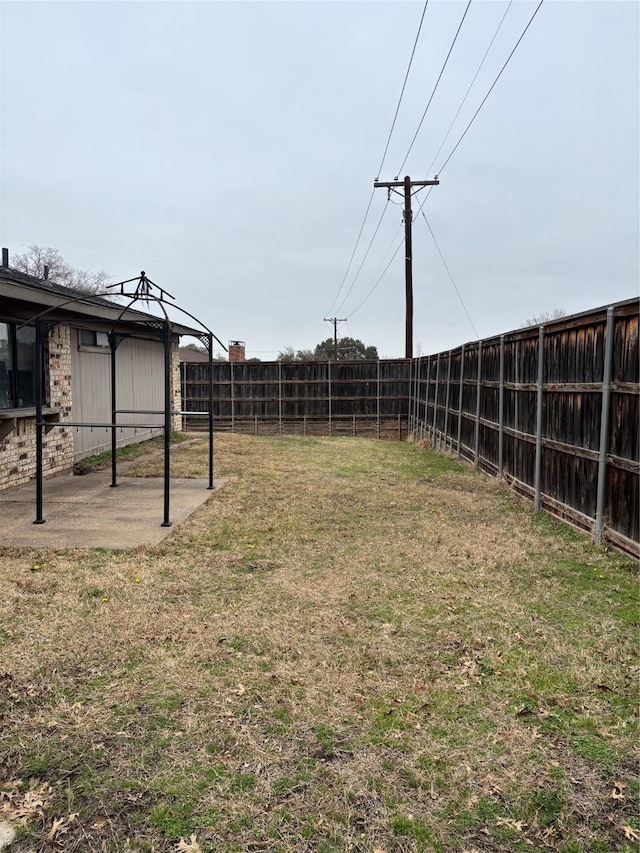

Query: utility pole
[374,175,439,359]
[323,317,347,360]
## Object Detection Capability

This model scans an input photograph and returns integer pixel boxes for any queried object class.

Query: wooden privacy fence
[181,359,411,440]
[409,298,639,557]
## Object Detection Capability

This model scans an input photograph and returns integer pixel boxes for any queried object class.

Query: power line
[376,0,429,180]
[423,0,513,179]
[348,236,404,318]
[396,0,473,177]
[420,209,479,339]
[333,200,390,316]
[345,0,543,340]
[342,222,403,317]
[339,220,401,316]
[367,222,403,286]
[324,188,376,317]
[437,0,545,176]
[325,2,431,317]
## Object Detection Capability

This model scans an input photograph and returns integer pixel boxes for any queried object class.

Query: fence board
[413,298,639,557]
[182,359,411,438]
[181,299,638,557]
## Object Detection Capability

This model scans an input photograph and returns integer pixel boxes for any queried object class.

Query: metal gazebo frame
[25,271,225,528]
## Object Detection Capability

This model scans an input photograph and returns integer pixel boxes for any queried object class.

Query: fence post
[230,361,235,434]
[414,356,422,436]
[207,336,214,488]
[415,356,420,433]
[328,361,332,436]
[514,339,520,436]
[498,334,505,476]
[432,353,440,445]
[443,350,452,451]
[407,357,413,432]
[534,326,545,512]
[278,361,283,435]
[303,415,307,436]
[595,307,615,543]
[376,360,381,439]
[421,355,429,441]
[398,412,401,441]
[457,344,465,459]
[254,414,258,436]
[352,413,356,437]
[474,341,482,468]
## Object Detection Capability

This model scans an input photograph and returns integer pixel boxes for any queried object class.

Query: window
[79,329,109,348]
[0,323,37,410]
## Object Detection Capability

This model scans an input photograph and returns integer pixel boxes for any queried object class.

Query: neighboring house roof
[0,264,201,337]
[178,347,211,363]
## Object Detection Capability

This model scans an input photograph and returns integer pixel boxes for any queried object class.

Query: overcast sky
[1,0,638,358]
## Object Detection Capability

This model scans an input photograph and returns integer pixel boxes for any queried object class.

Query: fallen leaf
[125,792,144,802]
[496,816,526,832]
[611,780,626,801]
[46,817,69,843]
[177,835,203,852]
[622,825,640,841]
[0,782,53,824]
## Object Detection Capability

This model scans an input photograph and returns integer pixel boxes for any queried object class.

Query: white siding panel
[71,329,165,459]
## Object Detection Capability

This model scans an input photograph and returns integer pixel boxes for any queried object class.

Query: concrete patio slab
[0,472,225,549]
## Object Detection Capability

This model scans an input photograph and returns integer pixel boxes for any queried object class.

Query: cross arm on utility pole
[373,178,439,188]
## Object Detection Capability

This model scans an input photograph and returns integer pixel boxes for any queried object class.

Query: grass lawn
[0,433,638,853]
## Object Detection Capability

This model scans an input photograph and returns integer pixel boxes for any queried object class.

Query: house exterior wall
[0,321,185,489]
[0,325,73,490]
[70,330,183,459]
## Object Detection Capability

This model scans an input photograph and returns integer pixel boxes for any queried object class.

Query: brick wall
[0,325,73,490]
[228,341,246,363]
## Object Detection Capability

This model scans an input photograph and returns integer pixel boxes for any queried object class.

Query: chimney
[43,264,49,280]
[1,248,8,267]
[228,341,246,363]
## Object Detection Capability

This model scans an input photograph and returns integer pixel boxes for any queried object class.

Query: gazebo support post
[161,319,172,527]
[208,332,214,488]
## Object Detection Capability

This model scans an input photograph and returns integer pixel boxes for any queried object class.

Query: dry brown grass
[0,433,638,853]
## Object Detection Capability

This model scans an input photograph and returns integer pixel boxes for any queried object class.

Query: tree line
[277,337,378,362]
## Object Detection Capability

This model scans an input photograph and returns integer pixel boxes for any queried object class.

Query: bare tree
[11,245,110,295]
[523,308,567,327]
